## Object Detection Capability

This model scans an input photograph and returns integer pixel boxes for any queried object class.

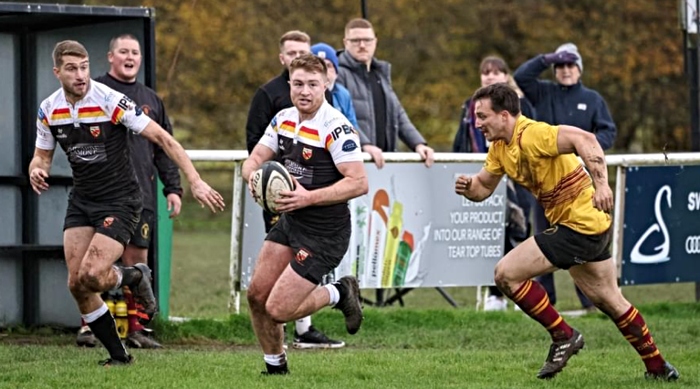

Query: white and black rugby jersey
[36,80,152,202]
[258,100,363,230]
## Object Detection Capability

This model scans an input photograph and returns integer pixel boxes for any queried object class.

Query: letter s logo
[630,185,671,264]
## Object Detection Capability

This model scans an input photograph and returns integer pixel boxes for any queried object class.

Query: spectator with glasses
[336,17,434,306]
[337,18,434,168]
[514,43,617,314]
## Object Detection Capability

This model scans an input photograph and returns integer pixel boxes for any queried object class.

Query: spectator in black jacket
[453,56,536,153]
[514,43,617,313]
[244,30,344,350]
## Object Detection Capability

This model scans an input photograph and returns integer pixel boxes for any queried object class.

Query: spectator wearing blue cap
[312,42,384,168]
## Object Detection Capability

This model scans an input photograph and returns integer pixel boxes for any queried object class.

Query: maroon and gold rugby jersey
[484,115,611,234]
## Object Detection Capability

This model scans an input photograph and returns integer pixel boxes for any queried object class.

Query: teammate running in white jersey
[242,53,368,375]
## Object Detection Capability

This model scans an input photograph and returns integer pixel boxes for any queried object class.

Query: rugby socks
[263,352,289,375]
[123,286,145,333]
[324,284,341,306]
[114,265,143,289]
[295,316,312,335]
[511,279,574,342]
[613,306,665,373]
[83,303,130,362]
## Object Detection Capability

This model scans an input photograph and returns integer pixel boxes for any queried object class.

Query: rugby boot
[332,276,363,335]
[537,329,585,379]
[131,263,157,324]
[645,362,680,381]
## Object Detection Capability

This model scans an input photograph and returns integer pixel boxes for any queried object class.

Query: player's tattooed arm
[557,125,614,212]
[557,125,608,186]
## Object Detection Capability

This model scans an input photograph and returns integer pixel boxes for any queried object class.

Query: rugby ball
[251,161,295,214]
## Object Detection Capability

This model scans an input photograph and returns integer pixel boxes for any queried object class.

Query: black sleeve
[591,97,617,150]
[513,55,550,106]
[452,98,470,152]
[246,88,273,154]
[519,97,536,120]
[153,100,183,197]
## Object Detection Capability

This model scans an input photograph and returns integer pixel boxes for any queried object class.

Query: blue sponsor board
[622,165,700,285]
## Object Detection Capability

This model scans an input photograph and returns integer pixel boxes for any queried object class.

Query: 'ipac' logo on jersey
[117,95,135,111]
[331,124,354,141]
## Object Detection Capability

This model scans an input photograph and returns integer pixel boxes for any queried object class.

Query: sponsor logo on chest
[56,127,68,139]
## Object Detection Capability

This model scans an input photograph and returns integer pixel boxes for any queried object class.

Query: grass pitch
[1,305,699,389]
[2,227,698,388]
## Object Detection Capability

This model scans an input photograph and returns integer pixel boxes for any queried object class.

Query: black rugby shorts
[129,209,155,248]
[265,213,351,284]
[534,224,612,270]
[64,194,142,246]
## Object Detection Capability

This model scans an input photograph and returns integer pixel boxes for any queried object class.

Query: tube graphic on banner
[365,190,389,287]
[404,223,431,285]
[353,202,368,278]
[240,162,507,290]
[381,200,403,287]
[393,231,414,286]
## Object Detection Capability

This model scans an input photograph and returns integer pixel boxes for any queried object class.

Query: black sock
[87,309,129,361]
[264,362,289,375]
[117,266,143,289]
[332,280,348,305]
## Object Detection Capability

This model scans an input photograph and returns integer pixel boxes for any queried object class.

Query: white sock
[324,284,340,306]
[263,352,287,366]
[81,303,109,324]
[295,316,312,335]
[112,265,123,288]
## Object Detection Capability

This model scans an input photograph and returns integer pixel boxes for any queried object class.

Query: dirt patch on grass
[1,335,74,346]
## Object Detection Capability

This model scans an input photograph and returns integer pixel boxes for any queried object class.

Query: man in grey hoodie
[337,18,434,167]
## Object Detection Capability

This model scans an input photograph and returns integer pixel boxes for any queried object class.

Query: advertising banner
[622,166,700,285]
[240,163,506,290]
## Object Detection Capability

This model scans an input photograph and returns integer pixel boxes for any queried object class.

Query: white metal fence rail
[185,151,700,313]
